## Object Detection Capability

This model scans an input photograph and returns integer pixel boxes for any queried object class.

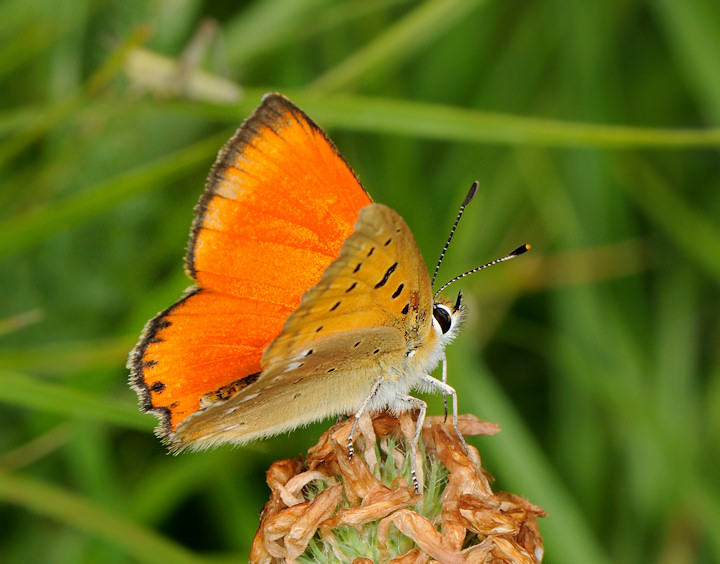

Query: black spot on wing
[128,286,204,437]
[401,304,410,315]
[203,371,262,403]
[330,301,341,312]
[375,262,398,289]
[392,284,404,299]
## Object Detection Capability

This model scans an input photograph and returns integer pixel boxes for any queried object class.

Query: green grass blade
[653,0,720,122]
[453,340,611,564]
[0,472,204,564]
[198,89,720,148]
[309,0,491,93]
[617,157,720,284]
[300,94,720,147]
[0,131,230,262]
[0,371,150,431]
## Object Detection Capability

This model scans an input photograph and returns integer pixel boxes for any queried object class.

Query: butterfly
[128,93,527,489]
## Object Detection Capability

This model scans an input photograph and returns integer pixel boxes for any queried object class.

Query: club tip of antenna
[462,181,479,207]
[511,243,531,257]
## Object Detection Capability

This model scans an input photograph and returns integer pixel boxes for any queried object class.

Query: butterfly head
[431,290,465,348]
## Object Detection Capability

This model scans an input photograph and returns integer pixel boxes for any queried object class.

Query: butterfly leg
[347,375,385,460]
[399,395,427,493]
[420,374,468,453]
[440,352,449,422]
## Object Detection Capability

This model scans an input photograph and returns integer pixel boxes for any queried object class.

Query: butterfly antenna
[431,181,479,288]
[433,244,531,299]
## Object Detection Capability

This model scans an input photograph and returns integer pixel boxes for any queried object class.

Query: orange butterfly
[128,94,527,488]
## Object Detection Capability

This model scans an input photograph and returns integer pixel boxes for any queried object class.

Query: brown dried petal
[439,508,467,553]
[357,412,380,472]
[321,484,418,530]
[248,533,272,564]
[370,411,405,436]
[496,491,547,518]
[490,536,536,564]
[256,503,309,559]
[251,412,545,563]
[435,426,493,500]
[517,516,545,562]
[378,509,464,564]
[280,470,336,507]
[284,483,343,560]
[456,499,520,536]
[387,548,428,564]
[424,414,501,437]
[462,538,495,563]
[265,458,304,490]
[306,437,341,476]
[264,504,309,541]
[250,460,307,564]
[362,483,418,508]
[329,425,382,502]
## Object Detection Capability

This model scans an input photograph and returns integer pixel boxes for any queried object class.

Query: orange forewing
[130,94,372,436]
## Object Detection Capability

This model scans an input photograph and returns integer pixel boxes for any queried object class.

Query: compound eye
[432,304,452,334]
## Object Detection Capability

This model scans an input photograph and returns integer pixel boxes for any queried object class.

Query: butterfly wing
[169,204,439,449]
[263,203,435,361]
[129,94,372,438]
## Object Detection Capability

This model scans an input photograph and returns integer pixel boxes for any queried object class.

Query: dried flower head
[250,412,545,563]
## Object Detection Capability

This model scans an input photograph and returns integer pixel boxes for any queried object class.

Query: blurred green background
[2,0,719,562]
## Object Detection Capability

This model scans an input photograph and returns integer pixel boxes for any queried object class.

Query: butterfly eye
[432,304,452,334]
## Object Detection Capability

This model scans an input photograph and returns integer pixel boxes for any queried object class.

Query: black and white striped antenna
[431,180,530,298]
[431,181,479,288]
[433,244,530,299]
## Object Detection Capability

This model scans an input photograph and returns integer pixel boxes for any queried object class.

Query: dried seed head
[250,412,546,563]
